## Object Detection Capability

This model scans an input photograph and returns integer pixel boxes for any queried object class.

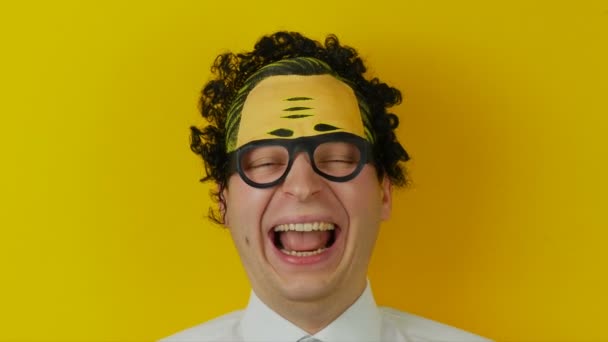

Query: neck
[254,279,367,334]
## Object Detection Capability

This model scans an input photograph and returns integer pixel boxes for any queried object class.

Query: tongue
[280,231,330,252]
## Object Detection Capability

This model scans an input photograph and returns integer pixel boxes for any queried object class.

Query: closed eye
[318,158,356,164]
[247,159,286,169]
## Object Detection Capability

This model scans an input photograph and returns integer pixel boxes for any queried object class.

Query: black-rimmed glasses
[228,132,374,189]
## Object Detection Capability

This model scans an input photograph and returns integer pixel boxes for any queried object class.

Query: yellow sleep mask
[224,57,374,152]
[237,74,366,149]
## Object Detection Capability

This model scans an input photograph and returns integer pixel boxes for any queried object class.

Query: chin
[274,275,338,303]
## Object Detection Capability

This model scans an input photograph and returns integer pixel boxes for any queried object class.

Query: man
[163,31,489,341]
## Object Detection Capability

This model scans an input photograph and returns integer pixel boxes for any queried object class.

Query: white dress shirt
[161,283,491,342]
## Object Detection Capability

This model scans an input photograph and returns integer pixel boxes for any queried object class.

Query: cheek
[225,178,273,236]
[335,169,384,219]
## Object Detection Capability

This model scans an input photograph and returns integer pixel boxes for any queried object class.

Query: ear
[380,176,392,221]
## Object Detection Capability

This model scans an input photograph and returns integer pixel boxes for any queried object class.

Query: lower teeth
[280,247,326,257]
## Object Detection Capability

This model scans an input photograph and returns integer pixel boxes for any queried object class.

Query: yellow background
[1,0,607,341]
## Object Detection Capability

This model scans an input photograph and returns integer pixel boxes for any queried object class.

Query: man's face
[223,75,392,306]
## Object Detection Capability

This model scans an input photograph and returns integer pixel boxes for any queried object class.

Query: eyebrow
[268,128,294,137]
[314,124,340,132]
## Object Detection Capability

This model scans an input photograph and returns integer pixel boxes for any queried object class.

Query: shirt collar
[239,282,382,342]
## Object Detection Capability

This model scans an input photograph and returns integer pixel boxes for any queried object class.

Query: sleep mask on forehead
[224,57,375,153]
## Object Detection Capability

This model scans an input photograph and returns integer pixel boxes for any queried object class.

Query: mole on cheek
[245,237,250,246]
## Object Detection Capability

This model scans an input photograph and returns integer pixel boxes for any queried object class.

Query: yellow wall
[1,1,606,340]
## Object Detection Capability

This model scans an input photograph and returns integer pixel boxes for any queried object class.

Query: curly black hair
[190,31,410,224]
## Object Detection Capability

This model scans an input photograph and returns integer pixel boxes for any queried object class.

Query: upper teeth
[274,222,335,232]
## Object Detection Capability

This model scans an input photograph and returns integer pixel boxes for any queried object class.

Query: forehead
[236,74,365,149]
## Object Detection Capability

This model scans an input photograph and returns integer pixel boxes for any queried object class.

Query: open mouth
[271,222,338,257]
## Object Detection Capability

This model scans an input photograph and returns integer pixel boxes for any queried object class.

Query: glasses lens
[240,145,289,185]
[313,141,361,178]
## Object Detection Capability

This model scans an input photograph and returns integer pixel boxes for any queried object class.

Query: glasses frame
[229,132,374,189]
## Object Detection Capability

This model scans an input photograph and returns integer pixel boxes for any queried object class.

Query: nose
[280,152,323,201]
